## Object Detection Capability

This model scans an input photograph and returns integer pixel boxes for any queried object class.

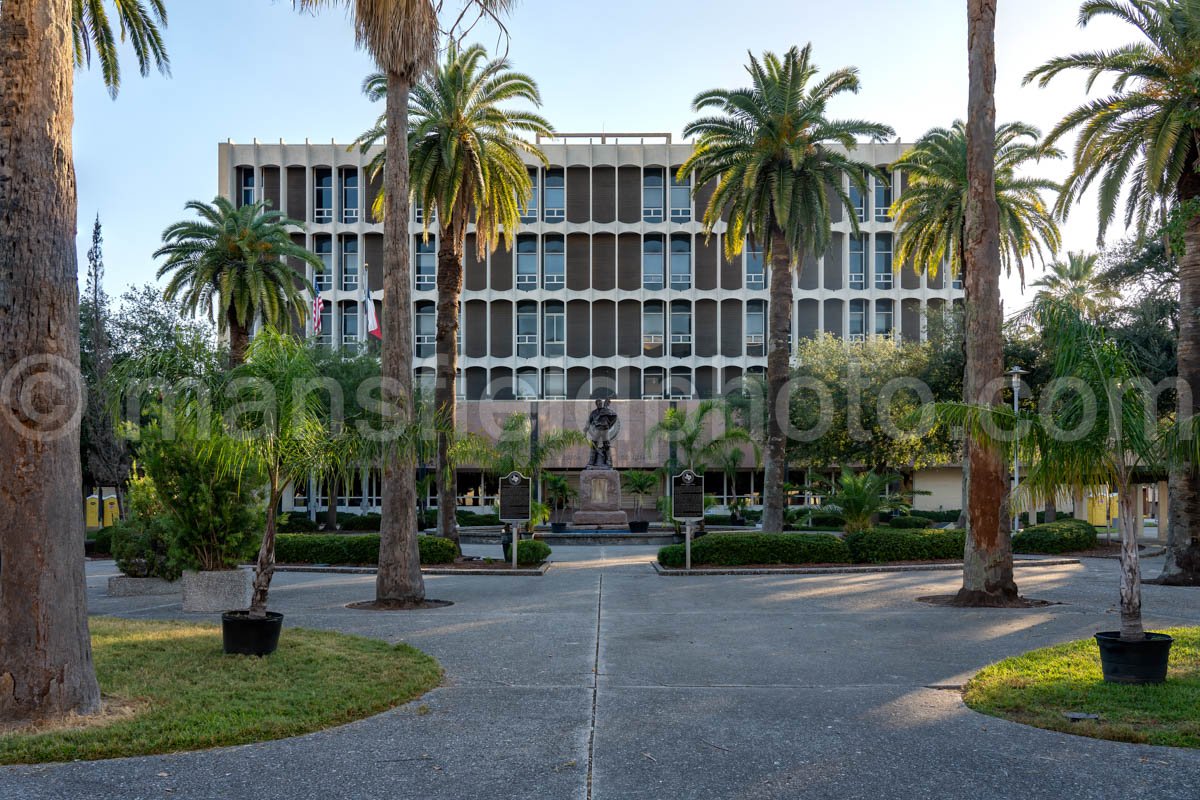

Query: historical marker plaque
[499,472,531,523]
[672,470,705,521]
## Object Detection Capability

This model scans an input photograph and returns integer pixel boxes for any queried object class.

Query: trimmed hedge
[888,515,934,529]
[921,509,963,523]
[277,514,320,533]
[504,539,553,565]
[457,510,501,527]
[658,533,851,568]
[844,528,966,563]
[89,525,117,556]
[1012,519,1098,554]
[341,513,382,532]
[274,533,457,565]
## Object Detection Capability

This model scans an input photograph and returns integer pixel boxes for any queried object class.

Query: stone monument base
[572,468,629,528]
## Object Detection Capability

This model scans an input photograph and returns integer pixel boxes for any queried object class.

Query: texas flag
[362,264,382,340]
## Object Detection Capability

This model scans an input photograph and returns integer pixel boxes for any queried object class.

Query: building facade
[217,134,964,514]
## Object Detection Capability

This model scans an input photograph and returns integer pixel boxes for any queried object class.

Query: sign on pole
[499,472,531,568]
[672,470,704,571]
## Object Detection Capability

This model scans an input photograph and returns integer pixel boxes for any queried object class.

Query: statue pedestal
[572,468,629,527]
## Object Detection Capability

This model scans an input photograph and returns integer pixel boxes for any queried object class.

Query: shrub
[922,509,963,523]
[844,528,966,563]
[274,534,458,565]
[112,522,181,581]
[507,539,552,565]
[277,514,320,533]
[1012,519,1098,554]
[90,525,117,556]
[457,510,501,526]
[657,533,851,568]
[808,513,844,528]
[704,513,732,526]
[341,513,383,532]
[888,515,934,529]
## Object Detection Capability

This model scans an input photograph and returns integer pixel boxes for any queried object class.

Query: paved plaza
[4,547,1200,799]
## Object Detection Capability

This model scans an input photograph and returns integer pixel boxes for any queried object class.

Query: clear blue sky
[74,0,1130,309]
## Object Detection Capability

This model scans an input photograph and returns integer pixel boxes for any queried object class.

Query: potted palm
[622,470,658,533]
[543,474,575,533]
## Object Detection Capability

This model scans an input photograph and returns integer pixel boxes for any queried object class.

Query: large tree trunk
[1152,161,1200,585]
[434,215,466,550]
[0,0,102,722]
[1116,478,1144,640]
[376,72,426,605]
[761,228,794,534]
[958,0,1018,605]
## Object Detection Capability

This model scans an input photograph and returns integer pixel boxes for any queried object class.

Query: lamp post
[1007,366,1029,533]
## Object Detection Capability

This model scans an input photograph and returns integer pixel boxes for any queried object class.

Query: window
[746,299,766,357]
[456,370,465,400]
[414,368,436,395]
[670,171,691,222]
[671,300,691,357]
[339,472,363,508]
[366,469,381,508]
[238,167,255,207]
[415,304,435,358]
[292,481,308,510]
[643,235,665,290]
[543,368,566,400]
[848,173,866,222]
[643,367,665,399]
[543,234,565,290]
[874,170,892,222]
[543,301,565,357]
[342,302,359,347]
[317,304,332,346]
[669,235,691,290]
[314,168,333,223]
[849,299,866,341]
[414,202,435,224]
[670,367,693,400]
[874,233,893,289]
[340,169,359,223]
[341,237,359,291]
[415,237,435,291]
[521,168,539,223]
[849,235,866,289]
[516,235,538,290]
[516,301,538,358]
[543,168,564,222]
[643,168,665,222]
[746,239,766,290]
[516,368,539,400]
[643,301,664,355]
[314,237,333,291]
[875,299,894,339]
[951,261,963,290]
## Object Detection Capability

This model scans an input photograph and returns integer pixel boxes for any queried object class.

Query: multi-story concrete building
[218,134,965,515]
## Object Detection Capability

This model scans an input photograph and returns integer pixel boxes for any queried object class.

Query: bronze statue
[584,398,619,469]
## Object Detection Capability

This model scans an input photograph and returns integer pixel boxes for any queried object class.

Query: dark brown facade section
[465,301,487,358]
[491,246,513,291]
[721,298,742,357]
[592,300,615,358]
[490,300,513,358]
[593,233,616,291]
[592,166,615,223]
[365,234,384,291]
[286,166,306,221]
[263,167,281,211]
[567,233,589,291]
[617,300,640,357]
[567,300,590,358]
[695,300,718,357]
[567,166,590,224]
[617,233,640,291]
[721,248,741,291]
[617,166,640,223]
[823,299,843,336]
[696,236,718,290]
[464,234,487,291]
[798,299,819,340]
[798,253,819,290]
[825,234,843,290]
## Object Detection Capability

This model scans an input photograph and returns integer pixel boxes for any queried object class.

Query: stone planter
[182,569,253,613]
[107,575,181,597]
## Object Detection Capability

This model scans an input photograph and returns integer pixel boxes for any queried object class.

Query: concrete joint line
[586,574,602,800]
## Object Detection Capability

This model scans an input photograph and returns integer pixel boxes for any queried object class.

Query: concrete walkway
[4,547,1200,799]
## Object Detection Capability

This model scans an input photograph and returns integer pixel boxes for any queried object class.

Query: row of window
[413,365,724,401]
[238,166,361,225]
[849,170,895,223]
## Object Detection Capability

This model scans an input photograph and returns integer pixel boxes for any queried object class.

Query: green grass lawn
[964,627,1200,748]
[0,617,441,764]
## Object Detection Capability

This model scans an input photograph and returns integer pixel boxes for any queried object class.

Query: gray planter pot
[182,569,252,613]
[107,575,181,597]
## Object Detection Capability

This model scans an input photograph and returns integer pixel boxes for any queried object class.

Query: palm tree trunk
[227,310,250,367]
[376,70,426,605]
[324,477,339,530]
[435,216,466,550]
[0,0,102,722]
[762,228,793,534]
[959,0,1018,606]
[250,481,282,618]
[1116,477,1144,640]
[1153,162,1200,585]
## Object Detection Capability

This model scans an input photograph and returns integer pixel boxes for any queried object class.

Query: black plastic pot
[222,611,284,656]
[551,522,569,533]
[1094,631,1173,684]
[628,520,650,533]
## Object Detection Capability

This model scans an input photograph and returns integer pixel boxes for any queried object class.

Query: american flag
[312,294,324,336]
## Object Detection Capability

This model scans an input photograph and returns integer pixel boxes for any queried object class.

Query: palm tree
[1,0,168,724]
[1024,0,1200,586]
[1031,251,1117,321]
[679,45,894,535]
[72,0,169,98]
[645,400,758,477]
[819,469,911,535]
[356,42,551,548]
[155,198,319,366]
[622,470,660,523]
[490,413,588,490]
[889,120,1062,590]
[294,0,512,607]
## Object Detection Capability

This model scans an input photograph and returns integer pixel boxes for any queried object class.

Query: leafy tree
[110,283,218,366]
[1025,0,1200,585]
[679,44,893,535]
[645,400,757,476]
[0,0,169,722]
[155,198,319,366]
